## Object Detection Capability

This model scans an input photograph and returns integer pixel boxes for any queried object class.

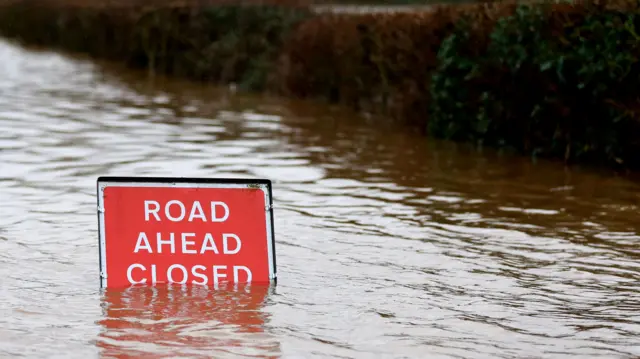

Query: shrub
[0,1,314,91]
[125,4,313,91]
[276,9,456,128]
[275,2,518,128]
[429,0,640,168]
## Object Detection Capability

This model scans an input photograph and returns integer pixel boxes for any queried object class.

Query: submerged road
[0,17,639,359]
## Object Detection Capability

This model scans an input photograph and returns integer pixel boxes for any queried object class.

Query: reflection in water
[0,37,639,359]
[98,284,279,358]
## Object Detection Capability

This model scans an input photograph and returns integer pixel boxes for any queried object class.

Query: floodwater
[0,37,639,359]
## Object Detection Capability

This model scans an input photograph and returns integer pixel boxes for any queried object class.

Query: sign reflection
[96,284,280,358]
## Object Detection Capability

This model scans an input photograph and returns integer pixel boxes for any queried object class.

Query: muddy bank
[0,0,639,172]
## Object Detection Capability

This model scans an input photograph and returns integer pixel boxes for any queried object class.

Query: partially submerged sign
[97,176,276,289]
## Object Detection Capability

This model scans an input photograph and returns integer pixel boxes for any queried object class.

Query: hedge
[0,0,639,170]
[0,0,314,91]
[429,0,640,169]
[276,0,640,170]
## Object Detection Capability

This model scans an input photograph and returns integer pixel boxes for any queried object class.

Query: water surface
[0,39,639,358]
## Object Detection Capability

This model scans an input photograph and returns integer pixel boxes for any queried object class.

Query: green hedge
[429,0,640,169]
[0,2,313,91]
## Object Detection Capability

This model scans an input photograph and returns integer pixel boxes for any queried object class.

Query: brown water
[0,38,639,359]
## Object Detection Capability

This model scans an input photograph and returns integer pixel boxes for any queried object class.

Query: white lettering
[167,264,188,284]
[123,264,256,286]
[192,265,208,285]
[181,233,197,254]
[133,232,153,253]
[200,233,219,254]
[156,232,175,254]
[213,265,227,284]
[211,202,229,222]
[165,200,186,222]
[151,264,157,284]
[132,232,247,254]
[127,263,146,284]
[233,265,252,283]
[223,233,241,254]
[188,201,207,222]
[143,201,231,222]
[144,200,161,221]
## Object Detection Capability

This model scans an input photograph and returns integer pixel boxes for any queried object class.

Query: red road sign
[97,177,276,289]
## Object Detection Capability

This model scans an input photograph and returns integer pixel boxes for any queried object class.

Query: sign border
[96,176,277,289]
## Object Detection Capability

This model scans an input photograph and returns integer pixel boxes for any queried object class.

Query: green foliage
[126,5,313,91]
[428,18,478,142]
[429,1,640,168]
[0,3,312,92]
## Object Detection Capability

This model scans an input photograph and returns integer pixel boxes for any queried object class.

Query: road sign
[97,176,276,289]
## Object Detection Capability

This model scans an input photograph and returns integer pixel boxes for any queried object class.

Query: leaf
[540,61,553,71]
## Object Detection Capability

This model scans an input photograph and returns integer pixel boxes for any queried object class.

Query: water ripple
[0,38,639,359]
